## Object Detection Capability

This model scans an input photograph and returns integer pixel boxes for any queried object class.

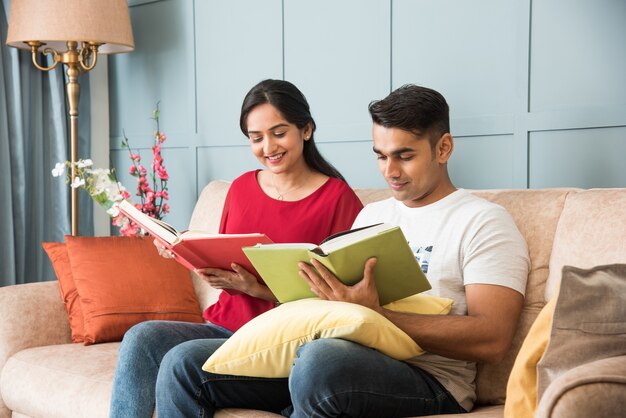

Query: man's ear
[436,133,454,163]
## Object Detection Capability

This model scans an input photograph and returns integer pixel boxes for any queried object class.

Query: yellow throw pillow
[203,295,453,378]
[504,294,557,418]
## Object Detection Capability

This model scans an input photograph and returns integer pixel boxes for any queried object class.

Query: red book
[118,200,273,280]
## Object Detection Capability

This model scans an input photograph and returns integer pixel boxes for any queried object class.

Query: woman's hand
[195,263,276,301]
[153,239,174,259]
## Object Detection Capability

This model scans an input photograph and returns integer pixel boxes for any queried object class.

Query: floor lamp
[6,0,134,236]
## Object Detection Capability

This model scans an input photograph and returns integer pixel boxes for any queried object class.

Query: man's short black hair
[368,85,450,148]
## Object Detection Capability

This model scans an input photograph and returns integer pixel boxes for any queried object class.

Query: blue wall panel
[196,146,261,188]
[195,0,283,146]
[109,0,196,147]
[529,126,626,189]
[448,135,516,189]
[529,0,626,112]
[284,0,391,142]
[317,141,387,189]
[393,0,518,120]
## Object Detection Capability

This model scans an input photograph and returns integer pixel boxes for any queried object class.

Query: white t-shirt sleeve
[461,206,529,295]
[351,199,394,229]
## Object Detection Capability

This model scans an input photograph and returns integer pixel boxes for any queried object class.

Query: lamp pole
[26,40,100,235]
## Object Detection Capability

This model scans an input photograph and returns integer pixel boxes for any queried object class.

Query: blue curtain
[1,0,92,286]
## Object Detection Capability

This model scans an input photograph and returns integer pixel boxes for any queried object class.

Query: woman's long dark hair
[240,79,346,182]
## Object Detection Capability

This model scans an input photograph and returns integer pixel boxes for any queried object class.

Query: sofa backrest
[187,181,626,406]
[544,188,626,300]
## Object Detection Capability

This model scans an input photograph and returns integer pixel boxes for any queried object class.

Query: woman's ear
[303,122,313,140]
[436,133,454,163]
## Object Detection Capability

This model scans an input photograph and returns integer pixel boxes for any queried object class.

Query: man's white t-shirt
[352,189,530,411]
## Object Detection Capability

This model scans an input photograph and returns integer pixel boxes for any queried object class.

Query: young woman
[109,79,363,418]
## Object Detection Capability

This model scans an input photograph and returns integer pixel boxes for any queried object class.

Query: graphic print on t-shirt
[411,245,433,274]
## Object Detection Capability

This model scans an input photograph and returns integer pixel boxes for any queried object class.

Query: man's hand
[298,257,383,313]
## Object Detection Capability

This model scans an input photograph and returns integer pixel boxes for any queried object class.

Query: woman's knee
[118,321,170,356]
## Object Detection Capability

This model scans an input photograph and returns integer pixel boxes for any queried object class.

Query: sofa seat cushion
[214,404,504,417]
[1,343,119,418]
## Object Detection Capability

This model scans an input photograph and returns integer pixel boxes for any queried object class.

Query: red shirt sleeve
[328,185,364,235]
[218,186,232,234]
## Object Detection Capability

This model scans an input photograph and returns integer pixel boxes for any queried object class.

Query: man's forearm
[380,285,524,364]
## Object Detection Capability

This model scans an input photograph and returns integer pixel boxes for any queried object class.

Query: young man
[155,85,530,417]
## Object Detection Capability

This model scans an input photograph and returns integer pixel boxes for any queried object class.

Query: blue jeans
[109,320,233,418]
[155,338,466,417]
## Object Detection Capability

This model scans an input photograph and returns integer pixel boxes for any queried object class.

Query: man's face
[372,124,449,208]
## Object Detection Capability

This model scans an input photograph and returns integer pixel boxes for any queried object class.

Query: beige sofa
[1,181,625,418]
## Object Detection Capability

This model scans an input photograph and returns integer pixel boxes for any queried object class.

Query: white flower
[106,206,120,217]
[51,162,65,177]
[76,159,93,168]
[92,170,114,195]
[70,176,85,188]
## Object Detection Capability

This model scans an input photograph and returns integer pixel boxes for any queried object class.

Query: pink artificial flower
[155,190,169,200]
[118,105,171,230]
[157,167,169,181]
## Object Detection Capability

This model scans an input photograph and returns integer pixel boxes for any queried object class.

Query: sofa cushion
[0,343,119,418]
[42,242,85,343]
[203,295,453,378]
[65,236,204,345]
[537,264,626,398]
[503,290,557,418]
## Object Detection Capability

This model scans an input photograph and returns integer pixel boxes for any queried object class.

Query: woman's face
[245,103,311,174]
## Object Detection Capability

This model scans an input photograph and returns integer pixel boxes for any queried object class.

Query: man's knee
[290,339,358,392]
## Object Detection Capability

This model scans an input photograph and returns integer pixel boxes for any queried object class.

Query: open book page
[118,200,179,244]
[179,230,269,240]
[318,223,393,254]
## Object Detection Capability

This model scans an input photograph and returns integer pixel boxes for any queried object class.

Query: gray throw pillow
[537,264,626,398]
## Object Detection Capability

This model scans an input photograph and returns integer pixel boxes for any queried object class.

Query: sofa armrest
[0,281,71,369]
[535,356,626,418]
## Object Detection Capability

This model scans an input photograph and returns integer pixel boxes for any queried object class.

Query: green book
[243,223,431,305]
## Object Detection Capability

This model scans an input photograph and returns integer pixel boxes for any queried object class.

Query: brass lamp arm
[27,41,60,71]
[25,41,101,73]
[78,42,100,72]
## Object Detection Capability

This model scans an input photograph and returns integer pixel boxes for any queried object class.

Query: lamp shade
[6,0,134,54]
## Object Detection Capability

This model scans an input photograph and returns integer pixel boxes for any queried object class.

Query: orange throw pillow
[64,236,204,345]
[42,242,85,343]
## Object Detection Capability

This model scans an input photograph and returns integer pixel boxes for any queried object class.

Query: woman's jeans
[155,338,466,418]
[109,320,233,418]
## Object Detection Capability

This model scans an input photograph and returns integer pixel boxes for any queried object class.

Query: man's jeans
[109,320,233,418]
[155,338,466,417]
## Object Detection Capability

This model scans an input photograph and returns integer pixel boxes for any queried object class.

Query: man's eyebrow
[372,146,415,156]
[247,123,289,134]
